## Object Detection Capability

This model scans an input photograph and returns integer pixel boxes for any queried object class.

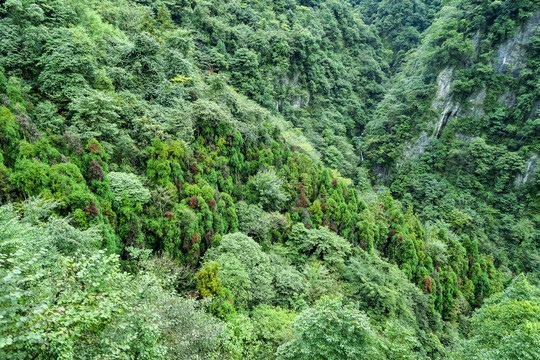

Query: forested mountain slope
[361,0,540,280]
[352,0,443,69]
[0,0,538,359]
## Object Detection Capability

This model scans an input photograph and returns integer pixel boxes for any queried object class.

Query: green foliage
[344,251,443,358]
[0,199,226,359]
[197,262,236,319]
[250,305,296,359]
[451,276,540,360]
[204,232,308,311]
[37,28,96,102]
[276,297,383,360]
[287,223,352,271]
[108,171,150,205]
[69,89,121,140]
[0,0,538,357]
[252,169,289,211]
[32,100,65,134]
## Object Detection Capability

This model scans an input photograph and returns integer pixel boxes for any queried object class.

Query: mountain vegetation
[0,0,538,359]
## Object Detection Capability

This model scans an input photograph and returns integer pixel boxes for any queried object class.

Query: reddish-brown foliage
[208,199,216,209]
[192,232,199,244]
[88,142,102,154]
[165,211,174,220]
[422,276,433,293]
[88,159,104,181]
[189,195,198,209]
[322,217,330,227]
[190,163,199,175]
[457,276,463,289]
[187,290,199,299]
[84,201,99,217]
[297,192,309,208]
[321,203,327,213]
[331,179,337,187]
[330,223,338,232]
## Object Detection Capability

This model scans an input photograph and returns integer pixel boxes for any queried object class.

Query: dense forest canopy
[0,0,538,359]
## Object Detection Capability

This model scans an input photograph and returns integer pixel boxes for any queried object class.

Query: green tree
[69,89,121,141]
[287,223,351,271]
[108,171,151,205]
[276,297,383,360]
[451,276,540,360]
[197,262,236,319]
[0,199,227,359]
[252,169,289,211]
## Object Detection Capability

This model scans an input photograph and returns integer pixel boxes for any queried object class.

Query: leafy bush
[252,169,289,211]
[108,171,151,204]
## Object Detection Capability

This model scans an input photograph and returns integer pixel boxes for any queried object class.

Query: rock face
[276,72,310,110]
[515,153,539,186]
[432,67,454,110]
[432,67,461,138]
[373,164,391,182]
[400,67,461,162]
[462,87,487,118]
[495,9,540,76]
[455,133,475,142]
[498,90,517,108]
[399,9,540,165]
[528,100,540,121]
[400,131,431,166]
[472,30,481,54]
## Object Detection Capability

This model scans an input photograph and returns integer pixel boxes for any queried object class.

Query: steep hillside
[361,0,540,279]
[0,0,538,359]
[352,0,443,68]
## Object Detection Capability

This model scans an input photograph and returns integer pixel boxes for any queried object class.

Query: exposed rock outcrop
[462,87,487,118]
[276,73,310,110]
[400,9,540,164]
[495,9,540,76]
[373,164,391,182]
[455,133,475,142]
[527,100,540,121]
[400,131,431,166]
[432,67,460,138]
[515,153,539,186]
[498,90,517,108]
